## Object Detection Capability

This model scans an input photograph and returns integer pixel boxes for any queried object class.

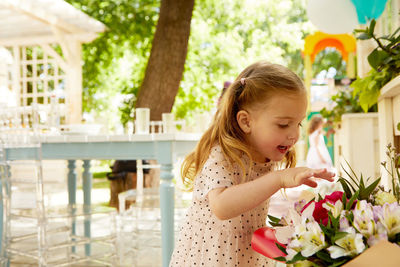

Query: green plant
[320,87,377,128]
[338,159,381,202]
[380,143,400,202]
[352,19,400,112]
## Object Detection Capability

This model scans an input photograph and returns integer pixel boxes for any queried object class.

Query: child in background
[170,61,335,266]
[306,115,334,171]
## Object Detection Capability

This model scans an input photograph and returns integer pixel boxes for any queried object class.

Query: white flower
[352,200,375,238]
[339,213,350,230]
[377,202,400,238]
[300,221,326,257]
[285,209,324,261]
[322,199,343,218]
[367,221,388,246]
[327,228,365,259]
[275,226,295,244]
[285,247,300,261]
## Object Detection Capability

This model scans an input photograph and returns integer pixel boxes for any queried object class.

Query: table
[4,133,200,266]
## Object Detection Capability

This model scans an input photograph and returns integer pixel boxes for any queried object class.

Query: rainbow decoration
[302,32,357,110]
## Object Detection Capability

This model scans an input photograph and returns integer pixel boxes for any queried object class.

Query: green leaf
[368,49,390,70]
[359,174,365,189]
[360,178,381,199]
[332,232,348,243]
[276,242,287,255]
[269,221,284,227]
[340,162,360,190]
[316,250,334,263]
[346,191,359,209]
[357,32,371,40]
[286,252,307,264]
[319,223,330,237]
[341,191,348,208]
[339,178,355,198]
[273,256,286,262]
[369,19,376,36]
[268,215,281,223]
[329,259,350,267]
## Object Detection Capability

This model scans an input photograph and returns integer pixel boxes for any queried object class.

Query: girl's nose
[288,129,299,141]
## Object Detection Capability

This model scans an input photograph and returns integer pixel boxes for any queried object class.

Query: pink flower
[301,191,345,225]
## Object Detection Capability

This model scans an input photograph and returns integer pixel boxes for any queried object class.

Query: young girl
[306,114,334,171]
[170,61,335,266]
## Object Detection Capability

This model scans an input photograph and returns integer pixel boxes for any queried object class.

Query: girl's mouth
[277,145,289,154]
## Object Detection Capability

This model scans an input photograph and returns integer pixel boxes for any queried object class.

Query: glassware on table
[162,113,175,133]
[135,108,150,134]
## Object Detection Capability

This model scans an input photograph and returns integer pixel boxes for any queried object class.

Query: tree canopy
[67,0,344,129]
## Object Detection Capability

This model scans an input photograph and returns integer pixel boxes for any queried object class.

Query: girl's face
[245,92,307,162]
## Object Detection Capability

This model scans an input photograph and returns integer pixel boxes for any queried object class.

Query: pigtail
[284,149,296,168]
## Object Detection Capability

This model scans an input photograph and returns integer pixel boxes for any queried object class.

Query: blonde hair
[181,61,306,190]
[308,114,324,135]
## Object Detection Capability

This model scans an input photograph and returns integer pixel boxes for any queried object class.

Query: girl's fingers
[296,170,314,184]
[303,179,318,188]
[312,168,335,180]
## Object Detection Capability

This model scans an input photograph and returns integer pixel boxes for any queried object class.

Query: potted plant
[351,19,400,112]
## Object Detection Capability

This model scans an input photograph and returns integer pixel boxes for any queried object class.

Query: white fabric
[306,130,333,170]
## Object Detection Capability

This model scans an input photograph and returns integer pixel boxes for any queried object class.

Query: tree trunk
[135,0,195,121]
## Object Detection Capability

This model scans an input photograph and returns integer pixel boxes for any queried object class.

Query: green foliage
[319,87,377,128]
[67,0,316,127]
[66,0,159,127]
[174,0,314,121]
[351,68,393,112]
[338,160,381,202]
[313,48,347,79]
[352,19,400,112]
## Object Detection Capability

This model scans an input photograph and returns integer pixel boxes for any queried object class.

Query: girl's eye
[278,124,289,128]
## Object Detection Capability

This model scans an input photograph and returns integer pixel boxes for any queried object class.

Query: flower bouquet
[252,144,400,266]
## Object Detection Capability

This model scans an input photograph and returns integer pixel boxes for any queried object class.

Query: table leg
[0,165,11,266]
[160,163,174,267]
[82,160,92,256]
[67,160,77,254]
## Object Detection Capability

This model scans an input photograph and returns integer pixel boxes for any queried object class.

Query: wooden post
[64,39,82,124]
[52,26,83,124]
[378,77,400,189]
[12,46,21,106]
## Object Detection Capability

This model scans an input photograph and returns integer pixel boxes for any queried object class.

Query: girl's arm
[208,167,334,220]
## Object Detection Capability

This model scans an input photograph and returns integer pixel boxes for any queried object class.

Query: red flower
[301,191,344,225]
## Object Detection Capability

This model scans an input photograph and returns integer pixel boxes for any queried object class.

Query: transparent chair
[117,160,191,267]
[0,106,118,266]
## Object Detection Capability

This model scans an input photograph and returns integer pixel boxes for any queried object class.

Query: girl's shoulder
[206,145,229,167]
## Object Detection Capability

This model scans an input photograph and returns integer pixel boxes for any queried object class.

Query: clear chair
[117,160,190,267]
[0,105,118,266]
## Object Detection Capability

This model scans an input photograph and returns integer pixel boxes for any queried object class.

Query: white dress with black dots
[170,146,275,267]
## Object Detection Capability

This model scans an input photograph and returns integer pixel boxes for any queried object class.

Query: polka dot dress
[170,146,275,267]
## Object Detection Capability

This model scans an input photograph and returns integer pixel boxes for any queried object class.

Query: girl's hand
[279,167,335,188]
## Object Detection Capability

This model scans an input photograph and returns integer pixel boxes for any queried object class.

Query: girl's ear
[236,110,251,134]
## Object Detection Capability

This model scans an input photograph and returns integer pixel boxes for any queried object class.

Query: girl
[170,61,335,266]
[306,114,334,171]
